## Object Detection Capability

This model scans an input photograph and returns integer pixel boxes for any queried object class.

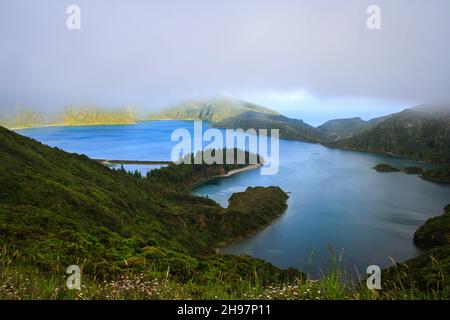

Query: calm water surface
[18,121,450,278]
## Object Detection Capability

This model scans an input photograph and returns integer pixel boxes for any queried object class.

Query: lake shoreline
[10,122,137,131]
[221,163,262,177]
[12,120,440,167]
[16,120,450,278]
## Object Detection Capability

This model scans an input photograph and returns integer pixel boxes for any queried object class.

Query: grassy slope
[214,112,326,143]
[0,106,136,129]
[331,107,450,163]
[317,117,368,140]
[383,205,450,293]
[148,96,326,143]
[317,116,390,140]
[148,96,279,123]
[1,124,449,299]
[0,126,298,286]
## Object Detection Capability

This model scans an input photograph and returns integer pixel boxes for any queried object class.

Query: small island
[373,163,401,172]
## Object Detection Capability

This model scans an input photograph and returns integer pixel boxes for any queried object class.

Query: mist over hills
[0,106,136,129]
[149,96,327,143]
[150,98,450,164]
[329,105,450,163]
[148,96,279,122]
[317,115,390,140]
[2,96,450,164]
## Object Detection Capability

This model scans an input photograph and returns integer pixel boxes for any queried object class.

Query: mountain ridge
[149,96,327,143]
[330,105,450,163]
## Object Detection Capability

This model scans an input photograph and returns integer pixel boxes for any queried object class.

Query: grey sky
[1,0,449,125]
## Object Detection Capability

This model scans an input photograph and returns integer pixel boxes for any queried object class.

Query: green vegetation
[146,149,262,191]
[414,205,450,248]
[214,112,326,143]
[148,96,326,143]
[403,167,424,174]
[1,125,449,299]
[0,106,137,129]
[2,100,450,299]
[62,106,136,126]
[382,205,450,294]
[317,116,389,140]
[332,106,450,163]
[421,165,450,184]
[0,110,48,129]
[0,126,301,299]
[373,164,401,172]
[148,96,279,123]
[317,117,367,139]
[373,164,450,185]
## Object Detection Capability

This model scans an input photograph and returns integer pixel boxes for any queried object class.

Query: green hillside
[0,106,137,129]
[1,125,449,299]
[0,125,297,288]
[383,204,450,292]
[214,112,326,143]
[331,106,450,163]
[62,106,136,125]
[149,96,326,143]
[317,115,389,140]
[148,96,279,123]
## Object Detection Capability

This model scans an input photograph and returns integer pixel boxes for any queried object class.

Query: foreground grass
[1,250,448,300]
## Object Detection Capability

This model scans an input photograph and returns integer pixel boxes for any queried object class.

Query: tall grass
[0,246,448,300]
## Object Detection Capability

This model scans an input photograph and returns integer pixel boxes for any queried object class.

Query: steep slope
[0,126,295,283]
[149,96,325,143]
[383,204,450,291]
[331,105,450,163]
[214,112,326,143]
[148,96,279,122]
[317,115,391,140]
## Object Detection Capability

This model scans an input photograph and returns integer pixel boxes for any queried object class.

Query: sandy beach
[222,163,262,177]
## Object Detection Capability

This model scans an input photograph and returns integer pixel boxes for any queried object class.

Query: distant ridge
[148,96,279,123]
[330,105,450,163]
[317,115,390,140]
[214,111,326,143]
[0,106,137,129]
[149,96,326,143]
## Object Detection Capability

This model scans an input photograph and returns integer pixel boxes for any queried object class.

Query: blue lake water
[17,121,450,278]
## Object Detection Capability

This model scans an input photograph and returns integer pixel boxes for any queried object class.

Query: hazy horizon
[1,0,450,126]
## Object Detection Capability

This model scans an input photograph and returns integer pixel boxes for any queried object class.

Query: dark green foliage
[332,107,450,163]
[146,149,261,191]
[0,126,295,285]
[383,245,450,292]
[147,96,279,123]
[373,164,401,172]
[214,112,326,143]
[383,204,450,293]
[421,165,450,184]
[414,205,450,248]
[403,167,424,174]
[317,116,390,140]
[317,117,370,140]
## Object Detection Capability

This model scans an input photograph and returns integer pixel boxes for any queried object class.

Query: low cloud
[0,0,449,119]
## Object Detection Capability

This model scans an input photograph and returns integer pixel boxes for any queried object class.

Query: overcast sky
[1,0,449,125]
